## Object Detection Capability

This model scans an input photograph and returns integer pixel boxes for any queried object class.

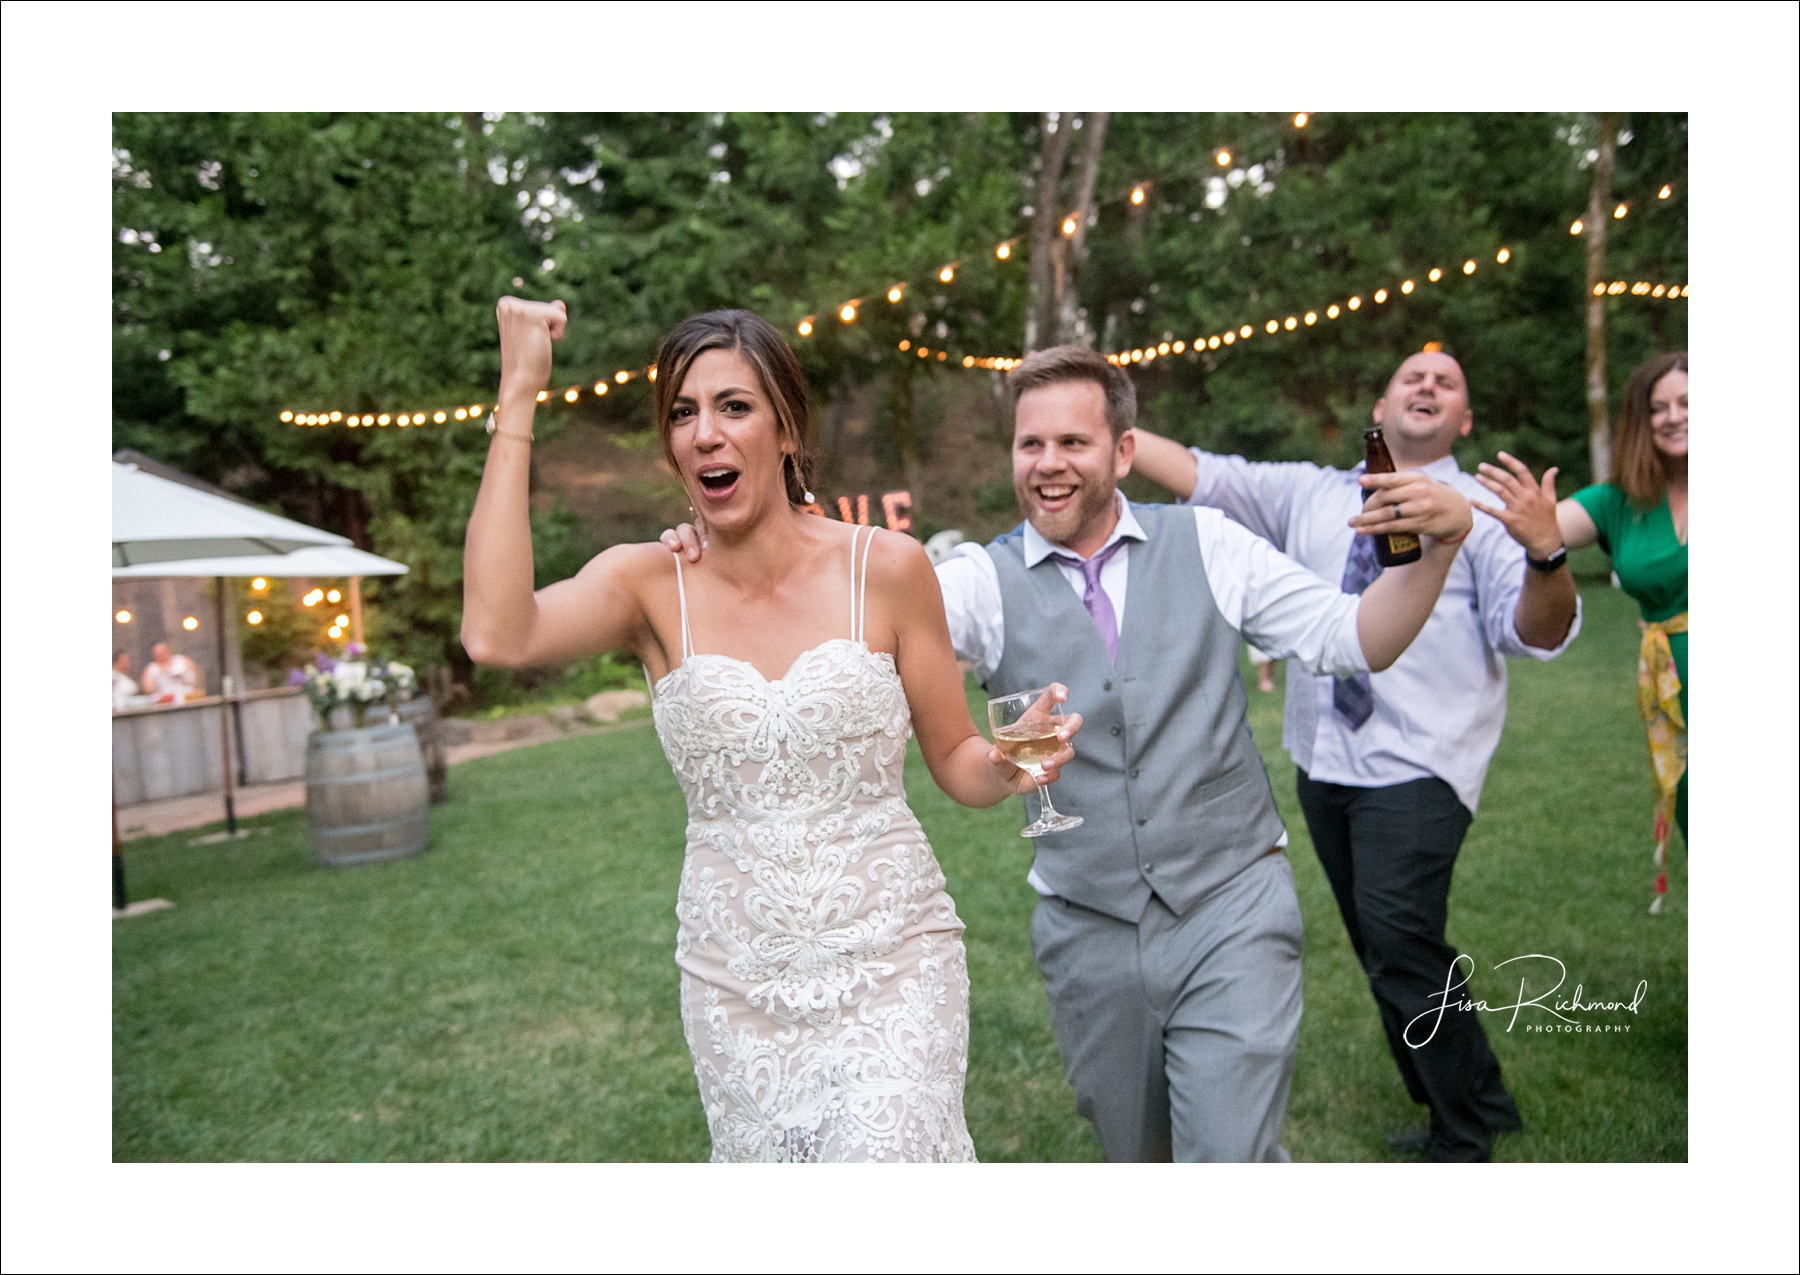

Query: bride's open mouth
[697,465,741,503]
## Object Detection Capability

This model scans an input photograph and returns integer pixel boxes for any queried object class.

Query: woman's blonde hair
[652,310,815,504]
[1611,351,1687,509]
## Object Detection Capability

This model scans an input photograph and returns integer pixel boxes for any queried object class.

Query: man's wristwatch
[1525,546,1568,573]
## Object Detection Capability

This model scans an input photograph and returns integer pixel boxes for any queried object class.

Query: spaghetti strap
[673,553,696,660]
[851,524,874,645]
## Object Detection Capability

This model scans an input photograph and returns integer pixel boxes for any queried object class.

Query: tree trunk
[1025,113,1074,354]
[1584,113,1622,486]
[889,361,921,505]
[1101,175,1148,353]
[1056,112,1109,347]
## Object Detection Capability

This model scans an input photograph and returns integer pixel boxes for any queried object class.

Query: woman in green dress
[1558,352,1688,912]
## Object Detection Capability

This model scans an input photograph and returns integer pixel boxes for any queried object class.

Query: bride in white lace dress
[462,300,1081,1162]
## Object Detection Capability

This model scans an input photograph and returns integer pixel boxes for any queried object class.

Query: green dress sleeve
[1570,483,1627,557]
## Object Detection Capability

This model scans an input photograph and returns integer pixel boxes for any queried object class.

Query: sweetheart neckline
[652,637,896,696]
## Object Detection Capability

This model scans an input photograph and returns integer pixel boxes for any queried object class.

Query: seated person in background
[140,642,203,703]
[112,650,139,710]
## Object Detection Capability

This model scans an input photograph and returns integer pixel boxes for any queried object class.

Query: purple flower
[315,652,337,672]
[287,668,307,686]
[346,641,367,658]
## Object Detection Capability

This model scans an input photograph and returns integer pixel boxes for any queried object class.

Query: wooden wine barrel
[395,695,448,804]
[304,723,430,866]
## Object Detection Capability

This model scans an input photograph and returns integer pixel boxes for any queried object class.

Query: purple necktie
[1334,525,1382,729]
[1048,538,1130,663]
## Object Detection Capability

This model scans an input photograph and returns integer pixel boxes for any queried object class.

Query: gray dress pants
[1030,850,1304,1162]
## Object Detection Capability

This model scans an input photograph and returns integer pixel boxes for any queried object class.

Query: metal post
[214,577,237,835]
[113,789,128,912]
[349,575,364,646]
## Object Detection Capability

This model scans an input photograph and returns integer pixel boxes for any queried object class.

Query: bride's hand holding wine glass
[987,683,1083,833]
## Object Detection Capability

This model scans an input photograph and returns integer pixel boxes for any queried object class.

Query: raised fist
[496,296,568,399]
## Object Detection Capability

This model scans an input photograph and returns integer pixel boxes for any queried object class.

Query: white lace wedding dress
[649,526,977,1162]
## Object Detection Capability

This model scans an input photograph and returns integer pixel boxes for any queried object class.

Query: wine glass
[987,685,1083,838]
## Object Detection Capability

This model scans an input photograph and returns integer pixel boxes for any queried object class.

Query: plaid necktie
[1334,529,1382,729]
[1048,537,1130,663]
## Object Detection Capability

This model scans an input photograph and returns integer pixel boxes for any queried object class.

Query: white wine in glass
[988,685,1083,838]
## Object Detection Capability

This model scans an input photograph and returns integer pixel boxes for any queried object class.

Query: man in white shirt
[140,641,203,703]
[674,345,1473,1160]
[112,650,139,711]
[1130,349,1580,1161]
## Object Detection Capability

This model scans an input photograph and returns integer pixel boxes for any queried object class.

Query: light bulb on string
[377,414,391,425]
[280,411,294,422]
[1657,185,1672,200]
[1463,260,1476,275]
[1293,112,1309,128]
[455,408,468,420]
[1304,311,1317,325]
[1401,280,1415,294]
[1613,203,1628,219]
[1062,215,1078,236]
[563,388,578,403]
[1283,317,1297,331]
[1570,219,1584,235]
[1215,149,1231,167]
[246,611,264,626]
[1130,186,1146,205]
[796,319,814,337]
[1348,296,1362,310]
[535,391,549,403]
[898,339,910,351]
[938,265,955,283]
[1427,268,1442,282]
[1496,247,1511,263]
[995,242,1012,260]
[1326,305,1340,319]
[887,285,903,303]
[116,609,132,624]
[1373,290,1388,304]
[615,371,630,383]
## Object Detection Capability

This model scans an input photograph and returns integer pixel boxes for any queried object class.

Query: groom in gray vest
[932,346,1474,1160]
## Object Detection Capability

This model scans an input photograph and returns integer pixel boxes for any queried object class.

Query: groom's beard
[1018,473,1118,549]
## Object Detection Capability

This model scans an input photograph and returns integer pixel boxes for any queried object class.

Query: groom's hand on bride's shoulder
[659,522,706,563]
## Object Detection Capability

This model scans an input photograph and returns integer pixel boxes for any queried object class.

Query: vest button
[1103,680,1113,691]
[1144,862,1156,873]
[1136,816,1147,826]
[1110,725,1122,737]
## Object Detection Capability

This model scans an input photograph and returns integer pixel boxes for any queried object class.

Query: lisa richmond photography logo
[1405,954,1648,1047]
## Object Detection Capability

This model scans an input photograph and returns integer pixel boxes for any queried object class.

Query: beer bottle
[1364,425,1422,566]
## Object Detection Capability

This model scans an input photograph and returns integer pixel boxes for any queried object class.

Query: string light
[1496,248,1510,263]
[1348,295,1362,310]
[898,339,911,351]
[303,589,324,606]
[1427,268,1442,283]
[1613,203,1628,219]
[1304,311,1317,325]
[1593,280,1687,298]
[615,371,630,383]
[182,616,199,632]
[887,285,904,303]
[1463,260,1476,275]
[1374,289,1388,303]
[251,577,268,591]
[116,609,132,624]
[995,242,1012,260]
[1061,215,1079,236]
[1326,304,1340,319]
[1215,149,1231,167]
[1570,219,1584,235]
[328,625,344,639]
[1658,184,1672,199]
[326,589,342,603]
[246,610,264,625]
[797,318,814,336]
[1293,113,1309,128]
[1401,280,1415,294]
[840,303,858,322]
[938,265,955,283]
[1130,186,1146,205]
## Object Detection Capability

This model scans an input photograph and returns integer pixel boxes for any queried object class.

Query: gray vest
[985,502,1287,923]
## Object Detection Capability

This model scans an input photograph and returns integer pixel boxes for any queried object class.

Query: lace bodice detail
[649,527,975,1162]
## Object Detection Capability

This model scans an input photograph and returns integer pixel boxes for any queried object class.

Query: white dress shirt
[936,491,1369,686]
[1180,448,1582,813]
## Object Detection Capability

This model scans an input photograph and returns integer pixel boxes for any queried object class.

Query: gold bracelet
[485,414,534,443]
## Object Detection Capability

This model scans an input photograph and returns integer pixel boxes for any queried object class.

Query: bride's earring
[803,490,816,504]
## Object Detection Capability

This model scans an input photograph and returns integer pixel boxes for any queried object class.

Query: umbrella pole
[113,788,128,912]
[214,577,237,835]
[349,576,364,646]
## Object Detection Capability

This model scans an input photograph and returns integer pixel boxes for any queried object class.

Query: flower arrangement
[293,643,416,729]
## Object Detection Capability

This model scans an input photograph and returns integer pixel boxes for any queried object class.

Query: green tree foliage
[113,112,1684,674]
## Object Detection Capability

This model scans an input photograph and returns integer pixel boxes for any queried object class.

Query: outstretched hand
[496,296,568,399]
[1350,470,1473,545]
[1472,452,1563,558]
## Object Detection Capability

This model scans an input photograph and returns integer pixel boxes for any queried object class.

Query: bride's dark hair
[652,310,815,505]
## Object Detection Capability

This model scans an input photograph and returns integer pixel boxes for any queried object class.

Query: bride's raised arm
[461,297,667,672]
[866,529,1083,808]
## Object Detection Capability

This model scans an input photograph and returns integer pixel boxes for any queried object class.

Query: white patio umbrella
[112,460,349,567]
[111,462,405,853]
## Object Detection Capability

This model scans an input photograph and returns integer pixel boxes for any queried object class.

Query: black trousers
[1295,771,1521,1161]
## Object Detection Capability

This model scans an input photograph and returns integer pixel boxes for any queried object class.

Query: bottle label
[1387,533,1421,553]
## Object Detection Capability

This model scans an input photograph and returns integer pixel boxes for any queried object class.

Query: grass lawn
[113,582,1685,1161]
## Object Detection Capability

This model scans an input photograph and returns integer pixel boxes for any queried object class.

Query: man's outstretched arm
[1127,427,1199,500]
